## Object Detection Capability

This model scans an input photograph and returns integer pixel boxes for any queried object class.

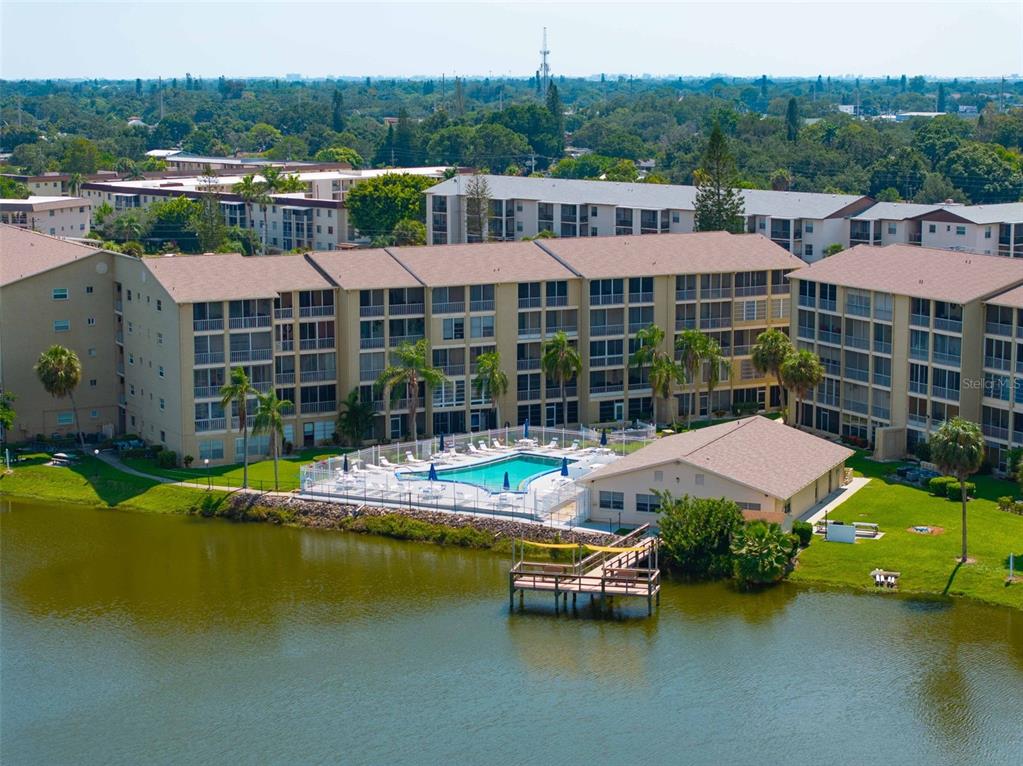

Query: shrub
[283,440,293,456]
[946,481,975,501]
[791,520,813,547]
[928,476,957,496]
[156,450,177,468]
[183,454,194,468]
[731,520,795,587]
[657,493,744,579]
[913,441,932,462]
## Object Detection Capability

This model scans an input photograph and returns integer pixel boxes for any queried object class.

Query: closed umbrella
[561,457,569,477]
[343,454,349,473]
[600,428,608,446]
[523,418,530,439]
[503,471,511,490]
[439,433,445,452]
[428,462,438,482]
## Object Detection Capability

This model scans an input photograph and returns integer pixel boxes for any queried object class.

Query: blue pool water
[403,453,572,493]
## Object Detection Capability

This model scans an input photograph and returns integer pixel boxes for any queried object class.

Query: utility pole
[539,27,551,98]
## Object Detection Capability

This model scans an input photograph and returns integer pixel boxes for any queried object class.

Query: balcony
[194,352,225,366]
[910,347,929,362]
[819,299,837,312]
[734,285,767,297]
[228,315,271,329]
[433,301,466,315]
[1014,430,1023,445]
[798,295,816,309]
[818,330,841,346]
[590,383,625,395]
[816,394,839,408]
[628,321,651,333]
[360,368,384,383]
[874,308,893,322]
[275,372,295,385]
[932,352,961,367]
[872,373,891,388]
[910,313,930,328]
[274,307,293,321]
[230,348,273,363]
[546,295,568,308]
[846,367,869,383]
[516,358,540,371]
[982,423,1009,441]
[591,324,625,337]
[388,397,425,412]
[934,317,962,333]
[300,337,336,351]
[360,336,385,350]
[546,385,577,399]
[985,355,1011,371]
[909,381,929,395]
[547,324,577,335]
[871,405,891,421]
[193,385,221,399]
[114,299,123,313]
[276,340,295,353]
[470,300,495,312]
[845,303,871,318]
[116,363,124,376]
[845,335,869,351]
[360,304,385,318]
[389,334,424,348]
[252,381,272,393]
[301,400,337,414]
[702,287,731,300]
[299,305,334,318]
[844,400,868,415]
[628,291,654,304]
[699,317,731,330]
[590,294,624,307]
[733,345,752,357]
[874,340,892,355]
[908,413,929,428]
[389,303,424,316]
[986,321,1014,336]
[194,418,227,432]
[441,364,466,376]
[517,297,541,309]
[675,289,697,302]
[301,369,336,383]
[194,318,224,332]
[590,355,624,368]
[518,328,542,340]
[797,326,815,341]
[517,389,542,401]
[932,386,959,401]
[675,319,697,332]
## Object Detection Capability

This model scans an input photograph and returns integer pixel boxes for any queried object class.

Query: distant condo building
[0,196,91,236]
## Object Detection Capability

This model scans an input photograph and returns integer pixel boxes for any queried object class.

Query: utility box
[825,522,857,544]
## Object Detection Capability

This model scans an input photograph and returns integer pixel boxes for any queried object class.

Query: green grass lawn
[791,452,1023,609]
[0,454,223,513]
[122,446,350,491]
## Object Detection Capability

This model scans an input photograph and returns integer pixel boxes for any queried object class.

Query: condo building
[0,196,91,236]
[787,244,1023,463]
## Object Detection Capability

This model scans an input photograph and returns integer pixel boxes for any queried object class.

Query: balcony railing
[932,352,961,367]
[388,397,425,412]
[986,356,1011,371]
[299,305,334,318]
[194,318,225,332]
[910,313,930,327]
[699,317,731,330]
[194,352,225,365]
[590,294,624,306]
[844,400,868,415]
[301,400,337,414]
[274,308,293,320]
[845,303,871,318]
[872,373,891,388]
[252,381,272,393]
[441,364,466,376]
[193,385,221,399]
[818,330,841,345]
[675,289,697,302]
[908,413,929,428]
[874,340,892,355]
[389,302,424,316]
[590,383,625,394]
[910,347,929,362]
[733,345,752,357]
[986,321,1013,336]
[301,369,336,383]
[517,297,541,309]
[360,336,385,350]
[360,368,384,382]
[518,328,542,340]
[1013,430,1023,445]
[433,301,466,315]
[628,291,654,304]
[276,340,295,353]
[735,285,768,297]
[982,423,1009,440]
[300,337,336,350]
[547,324,577,335]
[932,386,960,401]
[470,300,495,312]
[909,381,929,395]
[934,317,962,333]
[845,335,869,350]
[702,287,731,300]
[230,348,273,362]
[591,324,625,337]
[517,389,542,401]
[846,367,869,383]
[798,295,816,309]
[819,299,837,312]
[195,418,227,432]
[516,359,540,371]
[628,321,651,333]
[816,394,839,408]
[228,315,271,329]
[114,299,123,313]
[389,334,424,347]
[546,295,568,307]
[590,355,624,368]
[871,405,891,421]
[275,372,295,385]
[797,326,815,341]
[360,304,385,318]
[546,386,577,398]
[874,308,893,322]
[676,319,697,331]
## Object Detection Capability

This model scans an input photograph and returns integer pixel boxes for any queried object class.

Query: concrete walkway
[96,451,174,483]
[798,477,871,526]
[96,451,275,494]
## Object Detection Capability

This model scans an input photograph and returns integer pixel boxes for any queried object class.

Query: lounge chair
[405,451,425,464]
[379,456,395,469]
[478,440,493,453]
[491,439,504,450]
[467,443,481,455]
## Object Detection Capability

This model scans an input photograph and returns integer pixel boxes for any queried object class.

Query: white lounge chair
[467,443,481,455]
[491,439,505,450]
[379,456,395,469]
[405,451,426,465]
[567,440,580,451]
[478,440,493,453]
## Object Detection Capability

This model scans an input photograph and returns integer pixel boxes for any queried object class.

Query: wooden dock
[509,525,661,615]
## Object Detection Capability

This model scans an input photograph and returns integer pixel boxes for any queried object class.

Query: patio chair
[379,456,395,469]
[467,443,481,455]
[491,439,505,450]
[478,440,493,453]
[405,451,426,465]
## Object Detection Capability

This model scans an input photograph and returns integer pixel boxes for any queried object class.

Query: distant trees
[313,146,363,167]
[0,177,30,199]
[346,173,437,242]
[0,389,15,446]
[785,97,800,141]
[391,219,427,246]
[868,147,928,199]
[61,137,100,174]
[693,122,745,233]
[189,169,227,252]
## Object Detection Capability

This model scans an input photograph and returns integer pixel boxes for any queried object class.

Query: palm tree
[702,337,730,419]
[261,166,306,195]
[220,367,255,488]
[780,349,824,430]
[252,390,292,491]
[111,212,146,242]
[34,345,85,450]
[541,331,582,428]
[375,339,446,443]
[929,417,985,563]
[336,388,375,447]
[232,174,271,254]
[751,328,794,422]
[630,324,682,425]
[0,389,15,447]
[67,172,83,196]
[675,329,709,428]
[472,351,508,429]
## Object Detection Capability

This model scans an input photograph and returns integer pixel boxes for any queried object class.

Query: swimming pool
[402,453,573,493]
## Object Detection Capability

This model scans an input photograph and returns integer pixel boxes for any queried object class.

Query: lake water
[2,498,1021,765]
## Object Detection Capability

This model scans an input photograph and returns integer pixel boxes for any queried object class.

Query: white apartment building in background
[0,196,91,236]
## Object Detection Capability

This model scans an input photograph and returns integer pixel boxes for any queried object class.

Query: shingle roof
[538,232,804,278]
[984,283,1023,309]
[307,249,421,290]
[387,242,575,286]
[787,244,1023,303]
[0,225,105,286]
[142,252,334,303]
[739,189,869,219]
[920,203,1023,225]
[851,202,944,221]
[584,416,853,500]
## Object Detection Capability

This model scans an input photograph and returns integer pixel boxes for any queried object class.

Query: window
[87,317,96,326]
[928,224,936,233]
[160,431,166,443]
[90,410,98,418]
[56,411,74,426]
[52,288,69,301]
[695,474,704,485]
[53,319,70,332]
[737,501,762,511]
[653,470,664,482]
[956,226,967,236]
[599,491,624,510]
[158,365,165,378]
[636,493,660,514]
[85,285,94,294]
[470,315,494,338]
[804,222,814,234]
[129,384,135,396]
[804,244,814,257]
[888,223,897,235]
[157,332,163,345]
[89,379,97,387]
[156,299,162,311]
[442,318,465,341]
[128,353,135,365]
[159,398,165,411]
[199,440,225,460]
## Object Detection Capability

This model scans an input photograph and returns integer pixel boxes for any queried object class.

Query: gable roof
[584,416,853,500]
[787,244,1023,303]
[307,248,422,290]
[538,231,803,279]
[0,225,106,287]
[387,241,575,286]
[851,202,945,221]
[142,252,334,303]
[913,202,1023,225]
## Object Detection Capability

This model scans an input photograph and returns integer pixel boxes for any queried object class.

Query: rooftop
[387,241,575,286]
[538,231,804,279]
[851,201,945,221]
[917,202,1023,225]
[787,244,1023,303]
[0,196,89,209]
[306,249,421,290]
[0,225,105,287]
[142,252,334,303]
[584,416,853,500]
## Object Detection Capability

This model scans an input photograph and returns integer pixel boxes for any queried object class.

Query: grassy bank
[791,453,1023,609]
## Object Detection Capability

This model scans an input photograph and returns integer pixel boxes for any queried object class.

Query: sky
[2,0,1021,80]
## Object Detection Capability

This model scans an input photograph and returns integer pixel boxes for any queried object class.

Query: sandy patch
[907,525,944,536]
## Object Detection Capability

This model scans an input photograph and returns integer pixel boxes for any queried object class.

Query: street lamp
[204,458,211,490]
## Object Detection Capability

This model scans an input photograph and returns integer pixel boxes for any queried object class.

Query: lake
[2,498,1021,765]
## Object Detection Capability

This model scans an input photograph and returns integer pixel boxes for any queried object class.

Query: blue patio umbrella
[342,454,349,473]
[503,471,511,490]
[600,428,608,446]
[561,457,569,477]
[428,462,438,482]
[523,418,530,439]
[439,432,445,452]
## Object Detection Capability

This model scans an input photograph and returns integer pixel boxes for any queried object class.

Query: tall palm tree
[675,329,709,428]
[751,328,794,422]
[702,337,730,420]
[472,351,508,429]
[252,390,292,490]
[541,331,582,428]
[232,174,271,254]
[780,349,824,430]
[220,367,255,488]
[67,172,83,196]
[34,345,85,450]
[630,324,682,425]
[261,166,306,195]
[375,339,446,443]
[336,388,375,447]
[929,417,985,563]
